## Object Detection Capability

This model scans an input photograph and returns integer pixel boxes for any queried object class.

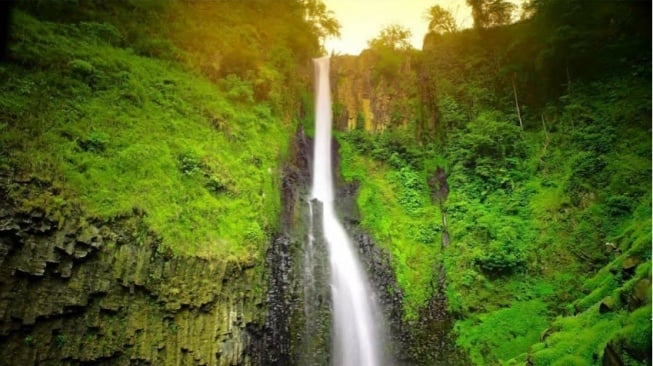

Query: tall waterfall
[311,56,384,366]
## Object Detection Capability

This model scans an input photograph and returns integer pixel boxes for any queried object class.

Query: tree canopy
[367,24,413,51]
[466,0,516,28]
[425,5,458,34]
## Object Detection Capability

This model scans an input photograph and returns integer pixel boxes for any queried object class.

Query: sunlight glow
[322,0,523,55]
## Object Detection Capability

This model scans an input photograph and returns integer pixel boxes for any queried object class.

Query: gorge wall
[331,53,420,132]
[0,173,267,365]
[266,127,414,365]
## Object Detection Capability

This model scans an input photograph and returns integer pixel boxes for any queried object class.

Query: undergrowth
[337,73,651,364]
[338,129,444,321]
[0,11,290,259]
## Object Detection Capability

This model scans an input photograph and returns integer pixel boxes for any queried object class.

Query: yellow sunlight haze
[322,0,524,55]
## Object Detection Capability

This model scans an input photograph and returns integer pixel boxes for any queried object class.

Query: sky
[322,0,521,55]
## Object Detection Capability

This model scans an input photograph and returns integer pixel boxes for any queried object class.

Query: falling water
[311,56,384,366]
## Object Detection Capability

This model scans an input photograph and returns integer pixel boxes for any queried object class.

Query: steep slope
[0,6,314,364]
[333,2,651,364]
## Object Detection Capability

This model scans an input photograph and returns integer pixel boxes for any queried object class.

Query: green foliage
[390,167,428,216]
[23,335,34,346]
[439,62,650,365]
[437,94,468,130]
[473,238,526,274]
[366,25,414,80]
[68,59,95,75]
[178,153,202,176]
[447,111,527,196]
[426,5,458,34]
[619,306,652,354]
[455,300,549,364]
[78,130,109,153]
[338,132,442,321]
[1,11,291,259]
[54,334,67,348]
[467,0,516,29]
[218,75,255,104]
[367,24,413,51]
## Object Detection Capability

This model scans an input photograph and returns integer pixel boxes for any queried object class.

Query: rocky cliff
[331,53,420,132]
[0,172,266,365]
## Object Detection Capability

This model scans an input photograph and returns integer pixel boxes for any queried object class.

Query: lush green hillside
[445,74,651,365]
[0,3,339,364]
[339,129,445,321]
[335,1,651,364]
[338,67,651,366]
[1,10,288,259]
[0,0,336,259]
[0,0,650,365]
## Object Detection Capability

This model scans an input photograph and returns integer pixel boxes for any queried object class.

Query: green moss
[550,355,588,366]
[338,132,442,320]
[1,11,289,258]
[620,306,652,353]
[455,300,549,364]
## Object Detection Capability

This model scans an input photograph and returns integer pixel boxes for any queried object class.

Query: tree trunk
[541,113,550,152]
[512,73,523,131]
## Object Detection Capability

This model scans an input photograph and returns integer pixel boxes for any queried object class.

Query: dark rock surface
[262,127,331,366]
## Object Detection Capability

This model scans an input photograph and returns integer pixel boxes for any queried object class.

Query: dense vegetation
[337,0,651,364]
[0,0,650,365]
[1,1,335,259]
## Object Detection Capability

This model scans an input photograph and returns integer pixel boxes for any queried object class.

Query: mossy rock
[631,279,651,306]
[602,341,623,366]
[620,278,651,310]
[621,256,642,279]
[551,354,588,366]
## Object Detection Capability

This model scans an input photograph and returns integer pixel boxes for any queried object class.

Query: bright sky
[322,0,521,55]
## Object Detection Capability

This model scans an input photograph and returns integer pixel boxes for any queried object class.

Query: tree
[366,24,413,81]
[367,24,413,51]
[302,0,341,41]
[466,0,515,29]
[425,5,457,34]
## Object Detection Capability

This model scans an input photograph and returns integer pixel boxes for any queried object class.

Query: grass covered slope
[0,11,289,258]
[443,72,651,365]
[338,130,444,321]
[337,70,651,364]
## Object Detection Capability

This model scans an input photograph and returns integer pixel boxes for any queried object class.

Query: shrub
[54,334,67,348]
[68,59,95,76]
[391,167,428,215]
[474,239,526,274]
[178,153,201,175]
[79,21,122,45]
[206,175,226,193]
[78,130,109,153]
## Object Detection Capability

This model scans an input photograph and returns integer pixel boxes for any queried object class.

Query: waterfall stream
[311,56,384,366]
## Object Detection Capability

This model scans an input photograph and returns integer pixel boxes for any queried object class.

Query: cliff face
[264,128,413,365]
[0,174,266,365]
[331,53,420,132]
[0,128,409,366]
[262,127,332,366]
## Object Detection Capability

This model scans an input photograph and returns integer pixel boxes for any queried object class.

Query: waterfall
[311,56,384,366]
